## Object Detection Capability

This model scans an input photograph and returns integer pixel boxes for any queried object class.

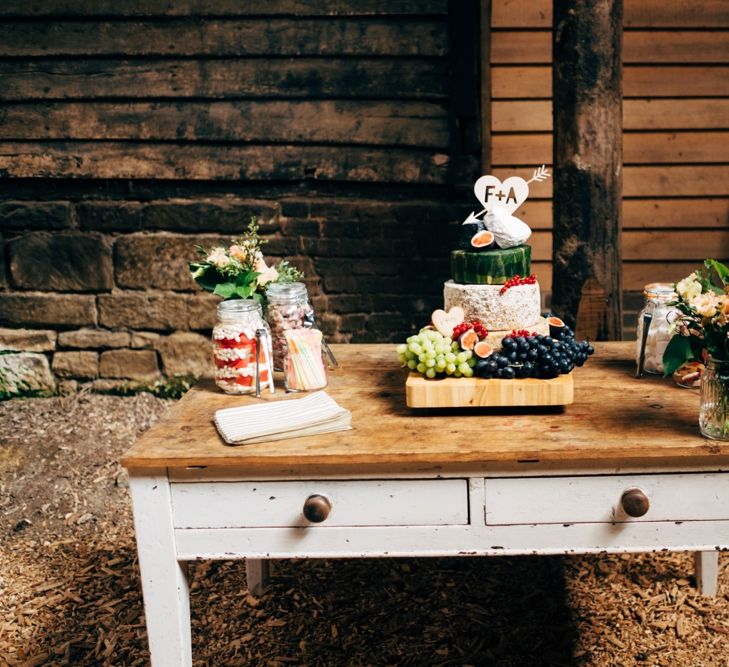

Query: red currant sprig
[511,329,537,337]
[452,320,489,339]
[500,274,537,295]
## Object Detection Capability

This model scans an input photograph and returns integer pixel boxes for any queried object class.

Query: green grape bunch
[396,328,476,379]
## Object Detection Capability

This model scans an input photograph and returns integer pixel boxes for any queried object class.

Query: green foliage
[188,216,303,302]
[662,334,701,377]
[0,388,55,402]
[0,374,195,402]
[275,259,305,284]
[705,258,729,293]
[189,263,226,292]
[0,365,56,402]
[96,375,196,400]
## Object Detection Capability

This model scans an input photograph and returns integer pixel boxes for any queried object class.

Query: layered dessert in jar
[213,300,272,394]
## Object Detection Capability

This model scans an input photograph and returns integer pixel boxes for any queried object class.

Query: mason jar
[212,299,272,394]
[283,327,328,392]
[265,282,314,371]
[635,283,679,374]
[700,358,729,440]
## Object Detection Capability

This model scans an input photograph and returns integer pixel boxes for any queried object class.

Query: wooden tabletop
[121,342,729,473]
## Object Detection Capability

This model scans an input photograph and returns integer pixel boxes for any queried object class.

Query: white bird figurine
[483,206,532,248]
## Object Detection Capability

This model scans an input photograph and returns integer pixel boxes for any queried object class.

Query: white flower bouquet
[189,219,303,303]
[663,259,729,376]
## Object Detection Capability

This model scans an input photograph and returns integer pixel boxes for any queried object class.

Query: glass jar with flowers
[663,259,729,440]
[188,219,304,394]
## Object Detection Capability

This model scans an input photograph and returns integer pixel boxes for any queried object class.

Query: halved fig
[470,229,495,250]
[459,328,478,351]
[458,221,484,249]
[547,316,565,338]
[473,341,494,359]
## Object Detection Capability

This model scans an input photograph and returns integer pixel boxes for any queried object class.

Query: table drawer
[485,473,729,525]
[171,479,469,528]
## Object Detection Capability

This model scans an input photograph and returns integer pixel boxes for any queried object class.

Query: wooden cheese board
[405,372,574,408]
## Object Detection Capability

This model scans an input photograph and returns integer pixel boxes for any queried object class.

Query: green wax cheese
[451,245,532,284]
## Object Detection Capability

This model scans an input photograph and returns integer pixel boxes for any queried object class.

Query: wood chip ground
[1,393,728,666]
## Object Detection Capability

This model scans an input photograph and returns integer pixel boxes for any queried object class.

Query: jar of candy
[212,299,273,395]
[635,283,679,375]
[265,282,314,371]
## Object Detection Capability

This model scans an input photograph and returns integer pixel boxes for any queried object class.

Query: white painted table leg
[129,468,192,666]
[246,558,270,596]
[694,551,719,597]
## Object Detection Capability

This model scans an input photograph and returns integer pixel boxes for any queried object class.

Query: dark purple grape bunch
[474,324,594,380]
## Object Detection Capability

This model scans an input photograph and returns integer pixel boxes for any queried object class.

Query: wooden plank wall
[490,0,729,331]
[0,0,461,186]
[0,1,486,347]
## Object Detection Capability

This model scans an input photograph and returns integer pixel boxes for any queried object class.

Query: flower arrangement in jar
[189,218,304,394]
[663,259,729,439]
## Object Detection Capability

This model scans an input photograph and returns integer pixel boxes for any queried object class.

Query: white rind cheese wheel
[443,279,541,330]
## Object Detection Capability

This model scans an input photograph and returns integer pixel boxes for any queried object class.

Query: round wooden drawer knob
[621,488,650,517]
[303,494,332,523]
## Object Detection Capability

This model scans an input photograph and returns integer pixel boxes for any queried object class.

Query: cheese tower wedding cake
[398,164,596,389]
[443,167,551,349]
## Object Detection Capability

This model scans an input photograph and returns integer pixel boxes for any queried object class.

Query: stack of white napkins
[214,391,351,445]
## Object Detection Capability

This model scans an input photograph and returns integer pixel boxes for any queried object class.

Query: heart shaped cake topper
[431,306,465,338]
[474,175,529,215]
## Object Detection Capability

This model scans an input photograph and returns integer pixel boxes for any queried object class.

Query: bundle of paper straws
[284,328,327,391]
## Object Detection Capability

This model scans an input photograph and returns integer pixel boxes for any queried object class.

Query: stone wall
[0,193,467,387]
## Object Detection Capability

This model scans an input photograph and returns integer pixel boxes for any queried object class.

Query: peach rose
[206,247,230,268]
[228,244,247,262]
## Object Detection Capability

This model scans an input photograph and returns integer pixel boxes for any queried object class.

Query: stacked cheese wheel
[445,244,548,348]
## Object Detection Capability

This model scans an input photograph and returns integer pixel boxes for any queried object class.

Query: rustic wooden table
[123,342,729,666]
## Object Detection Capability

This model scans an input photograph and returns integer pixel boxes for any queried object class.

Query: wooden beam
[447,0,481,186]
[0,101,449,148]
[492,30,729,64]
[0,0,449,17]
[480,0,492,172]
[0,19,448,57]
[0,142,451,183]
[493,0,729,29]
[493,132,729,165]
[492,66,729,99]
[552,0,623,339]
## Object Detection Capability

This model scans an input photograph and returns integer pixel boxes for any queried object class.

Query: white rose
[676,273,702,302]
[690,292,719,318]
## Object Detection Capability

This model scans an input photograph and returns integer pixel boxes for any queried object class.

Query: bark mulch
[1,392,728,666]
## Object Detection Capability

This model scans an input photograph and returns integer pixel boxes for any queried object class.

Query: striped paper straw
[284,328,327,391]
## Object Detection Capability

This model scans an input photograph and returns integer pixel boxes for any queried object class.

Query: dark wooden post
[447,0,481,188]
[552,0,623,340]
[480,0,492,174]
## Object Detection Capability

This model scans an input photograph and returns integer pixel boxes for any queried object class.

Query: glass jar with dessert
[212,299,273,395]
[635,282,679,375]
